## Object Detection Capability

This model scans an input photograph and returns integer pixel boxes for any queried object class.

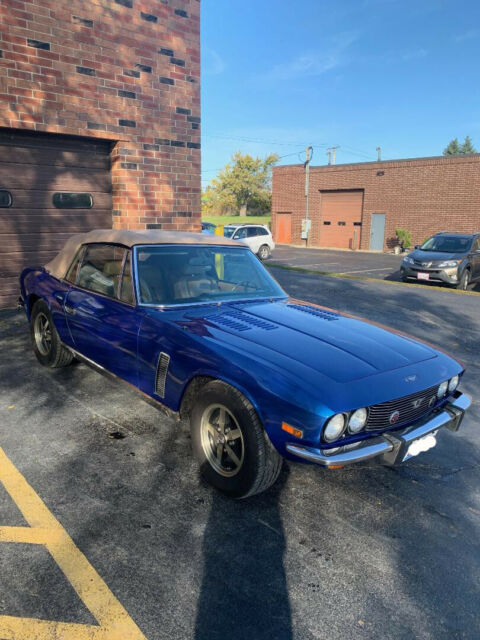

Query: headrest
[103,261,123,276]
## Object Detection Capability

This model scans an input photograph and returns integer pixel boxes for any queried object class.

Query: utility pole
[303,145,313,247]
[327,145,339,165]
[376,146,382,161]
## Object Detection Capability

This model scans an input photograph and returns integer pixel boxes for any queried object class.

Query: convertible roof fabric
[44,228,241,280]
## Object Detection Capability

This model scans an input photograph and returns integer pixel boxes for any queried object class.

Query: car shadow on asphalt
[194,470,293,640]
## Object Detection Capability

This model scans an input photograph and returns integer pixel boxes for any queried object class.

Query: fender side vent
[155,352,170,397]
[287,303,339,321]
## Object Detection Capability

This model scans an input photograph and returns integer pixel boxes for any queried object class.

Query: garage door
[0,130,112,308]
[319,190,363,249]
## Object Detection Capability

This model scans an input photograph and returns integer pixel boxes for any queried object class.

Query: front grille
[366,385,438,430]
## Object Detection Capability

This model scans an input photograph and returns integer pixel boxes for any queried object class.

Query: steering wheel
[232,280,257,292]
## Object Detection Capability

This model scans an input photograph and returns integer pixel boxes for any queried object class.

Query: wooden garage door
[0,130,112,308]
[319,190,363,249]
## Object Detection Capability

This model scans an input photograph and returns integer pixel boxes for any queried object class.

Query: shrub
[395,228,412,249]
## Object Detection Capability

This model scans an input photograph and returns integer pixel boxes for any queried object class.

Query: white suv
[223,224,275,260]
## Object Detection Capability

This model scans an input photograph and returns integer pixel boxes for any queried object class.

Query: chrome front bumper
[286,392,471,467]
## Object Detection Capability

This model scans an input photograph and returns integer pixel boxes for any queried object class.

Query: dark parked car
[19,230,470,498]
[400,232,480,290]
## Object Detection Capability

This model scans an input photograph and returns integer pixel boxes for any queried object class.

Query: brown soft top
[44,228,241,280]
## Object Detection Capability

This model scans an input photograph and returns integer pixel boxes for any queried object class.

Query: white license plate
[403,431,437,461]
[417,272,430,281]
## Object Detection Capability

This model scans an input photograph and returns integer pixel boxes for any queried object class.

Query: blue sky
[200,0,480,187]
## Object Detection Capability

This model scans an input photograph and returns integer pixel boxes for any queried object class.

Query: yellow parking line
[0,525,64,545]
[0,446,147,640]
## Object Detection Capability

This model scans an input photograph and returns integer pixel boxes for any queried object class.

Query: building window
[323,221,331,225]
[53,193,93,209]
[353,222,362,226]
[338,221,346,226]
[0,190,12,207]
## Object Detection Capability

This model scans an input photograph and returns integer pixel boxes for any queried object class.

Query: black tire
[30,300,74,368]
[258,244,271,261]
[456,269,470,291]
[190,380,282,498]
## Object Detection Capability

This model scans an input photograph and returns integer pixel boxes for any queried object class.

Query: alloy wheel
[34,312,52,356]
[200,403,245,477]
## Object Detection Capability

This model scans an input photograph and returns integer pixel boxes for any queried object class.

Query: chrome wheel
[200,404,245,477]
[34,312,52,356]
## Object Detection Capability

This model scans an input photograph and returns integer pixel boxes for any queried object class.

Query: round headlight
[348,407,368,433]
[323,414,346,442]
[437,381,448,398]
[448,375,459,393]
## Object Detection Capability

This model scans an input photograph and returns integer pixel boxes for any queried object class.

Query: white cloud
[203,48,226,75]
[261,31,359,82]
[453,29,479,43]
[401,48,428,61]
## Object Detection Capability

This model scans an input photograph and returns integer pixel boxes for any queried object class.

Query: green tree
[443,136,477,155]
[461,135,477,154]
[443,138,461,155]
[204,152,279,217]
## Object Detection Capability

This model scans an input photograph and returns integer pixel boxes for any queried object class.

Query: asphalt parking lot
[0,272,479,640]
[270,245,480,292]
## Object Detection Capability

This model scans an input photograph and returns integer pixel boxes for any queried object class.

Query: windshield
[420,236,472,253]
[135,245,286,306]
[223,226,236,238]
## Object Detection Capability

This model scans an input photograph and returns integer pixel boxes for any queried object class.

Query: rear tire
[258,244,271,260]
[30,300,74,368]
[456,269,470,291]
[190,380,282,498]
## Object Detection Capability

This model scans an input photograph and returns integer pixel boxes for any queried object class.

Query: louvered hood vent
[155,352,170,397]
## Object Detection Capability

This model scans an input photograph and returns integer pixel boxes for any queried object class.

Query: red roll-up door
[319,190,363,249]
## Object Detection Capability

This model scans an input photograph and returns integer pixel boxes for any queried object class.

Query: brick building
[272,154,480,251]
[0,0,200,307]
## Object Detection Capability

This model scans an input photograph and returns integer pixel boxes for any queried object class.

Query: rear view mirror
[414,244,421,249]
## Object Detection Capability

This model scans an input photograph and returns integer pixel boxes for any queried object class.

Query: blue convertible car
[20,229,471,497]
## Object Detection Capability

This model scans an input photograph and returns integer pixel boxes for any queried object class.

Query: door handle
[64,304,76,315]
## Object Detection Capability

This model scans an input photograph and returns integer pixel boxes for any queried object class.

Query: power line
[204,133,328,148]
[201,148,307,176]
[340,144,376,159]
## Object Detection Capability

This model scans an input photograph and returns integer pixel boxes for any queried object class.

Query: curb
[267,263,480,297]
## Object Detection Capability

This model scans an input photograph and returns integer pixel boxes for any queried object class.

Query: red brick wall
[272,155,480,250]
[0,0,201,231]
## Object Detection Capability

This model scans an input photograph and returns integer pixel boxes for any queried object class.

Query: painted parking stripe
[0,446,147,640]
[338,267,394,274]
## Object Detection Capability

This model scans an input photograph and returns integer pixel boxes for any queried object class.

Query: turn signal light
[282,422,303,438]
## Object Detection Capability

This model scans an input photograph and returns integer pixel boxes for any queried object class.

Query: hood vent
[209,310,278,332]
[155,352,170,397]
[287,303,339,321]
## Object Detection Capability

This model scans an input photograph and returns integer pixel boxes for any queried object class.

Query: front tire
[258,244,271,261]
[190,380,282,498]
[456,269,470,291]
[30,300,74,368]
